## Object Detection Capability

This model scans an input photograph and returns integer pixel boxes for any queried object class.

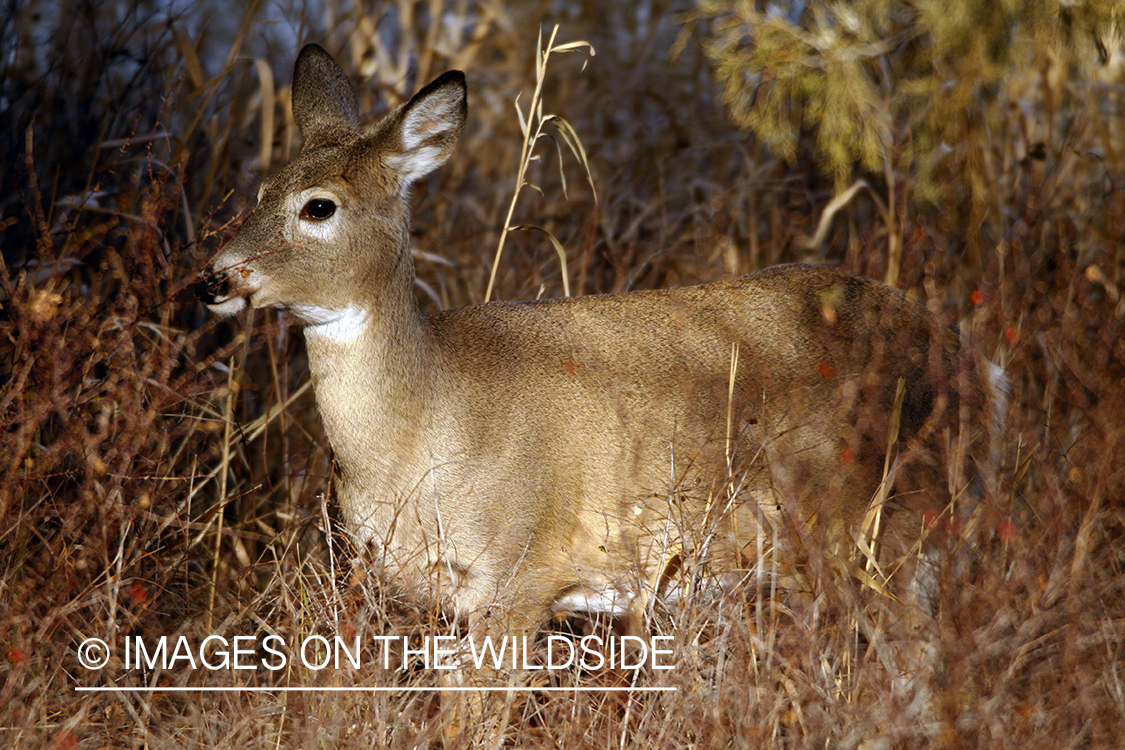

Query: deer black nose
[195,271,230,305]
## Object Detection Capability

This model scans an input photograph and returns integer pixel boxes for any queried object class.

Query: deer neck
[300,269,437,494]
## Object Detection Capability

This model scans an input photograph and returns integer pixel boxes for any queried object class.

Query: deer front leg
[437,597,543,747]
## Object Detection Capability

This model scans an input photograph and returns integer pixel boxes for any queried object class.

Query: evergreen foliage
[692,0,1122,199]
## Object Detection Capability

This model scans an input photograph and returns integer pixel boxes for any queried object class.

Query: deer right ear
[291,44,361,150]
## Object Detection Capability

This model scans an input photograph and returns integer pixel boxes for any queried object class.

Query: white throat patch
[296,304,370,344]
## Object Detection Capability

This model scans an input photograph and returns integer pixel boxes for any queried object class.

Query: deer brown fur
[198,44,1007,653]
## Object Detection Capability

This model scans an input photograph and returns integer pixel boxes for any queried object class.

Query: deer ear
[291,44,361,149]
[386,71,467,187]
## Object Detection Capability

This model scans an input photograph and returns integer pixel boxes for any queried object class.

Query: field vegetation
[1,0,1123,747]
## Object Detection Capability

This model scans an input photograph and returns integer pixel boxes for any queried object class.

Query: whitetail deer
[198,44,1006,661]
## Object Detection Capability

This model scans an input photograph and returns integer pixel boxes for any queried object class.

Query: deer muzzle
[195,270,231,306]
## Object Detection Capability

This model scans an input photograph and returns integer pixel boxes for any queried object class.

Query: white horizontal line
[76,686,677,693]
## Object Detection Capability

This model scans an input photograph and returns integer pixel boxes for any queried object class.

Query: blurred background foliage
[693,0,1124,289]
[695,0,1122,196]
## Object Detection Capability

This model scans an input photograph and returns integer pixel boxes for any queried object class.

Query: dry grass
[2,1,1123,748]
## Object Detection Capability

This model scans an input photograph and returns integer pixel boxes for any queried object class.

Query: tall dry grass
[1,0,1122,748]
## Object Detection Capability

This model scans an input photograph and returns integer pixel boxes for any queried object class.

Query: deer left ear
[385,71,467,187]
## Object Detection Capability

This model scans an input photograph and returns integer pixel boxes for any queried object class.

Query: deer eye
[301,198,336,220]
